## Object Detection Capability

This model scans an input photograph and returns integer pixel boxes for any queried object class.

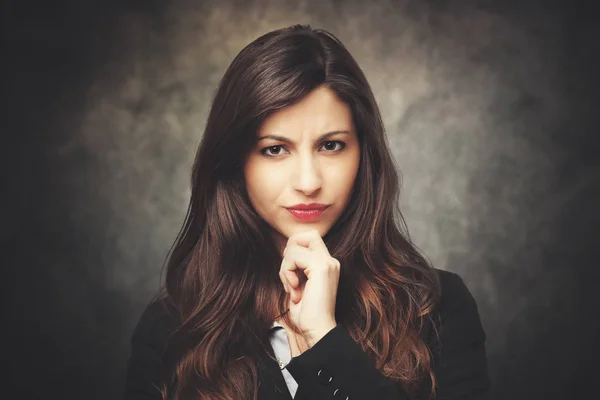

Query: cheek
[245,162,283,203]
[327,156,360,193]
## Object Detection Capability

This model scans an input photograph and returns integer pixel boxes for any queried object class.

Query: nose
[291,153,322,196]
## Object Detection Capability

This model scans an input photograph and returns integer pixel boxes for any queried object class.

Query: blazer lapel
[257,345,293,400]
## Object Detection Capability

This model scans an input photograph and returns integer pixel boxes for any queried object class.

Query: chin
[282,223,331,239]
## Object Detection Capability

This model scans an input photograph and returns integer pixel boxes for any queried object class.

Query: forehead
[258,86,354,135]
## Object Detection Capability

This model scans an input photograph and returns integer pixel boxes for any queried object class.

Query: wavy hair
[155,24,441,400]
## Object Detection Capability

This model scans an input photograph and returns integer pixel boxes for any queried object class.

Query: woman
[124,24,490,400]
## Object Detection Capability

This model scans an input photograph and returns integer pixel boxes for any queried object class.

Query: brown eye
[259,141,345,158]
[321,141,345,152]
[260,145,286,157]
[268,146,282,155]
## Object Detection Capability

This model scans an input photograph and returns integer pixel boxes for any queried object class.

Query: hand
[278,229,339,348]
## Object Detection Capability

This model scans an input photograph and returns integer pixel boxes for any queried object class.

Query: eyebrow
[257,130,352,144]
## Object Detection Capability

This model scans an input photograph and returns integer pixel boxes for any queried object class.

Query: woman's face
[244,86,361,254]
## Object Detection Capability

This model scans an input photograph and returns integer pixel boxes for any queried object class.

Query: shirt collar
[269,320,285,332]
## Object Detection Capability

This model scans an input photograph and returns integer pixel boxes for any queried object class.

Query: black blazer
[124,269,490,399]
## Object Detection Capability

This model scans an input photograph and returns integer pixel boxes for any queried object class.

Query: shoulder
[428,267,488,362]
[125,294,182,397]
[435,268,481,316]
[131,294,181,353]
[421,268,487,357]
[427,270,491,396]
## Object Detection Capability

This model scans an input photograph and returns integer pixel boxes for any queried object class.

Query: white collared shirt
[269,321,299,398]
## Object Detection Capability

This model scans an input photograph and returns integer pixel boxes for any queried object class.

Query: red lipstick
[286,203,329,222]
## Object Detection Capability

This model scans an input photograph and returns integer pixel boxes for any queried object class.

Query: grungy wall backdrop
[4,0,599,399]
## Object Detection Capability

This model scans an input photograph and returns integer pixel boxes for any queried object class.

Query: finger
[284,244,314,275]
[280,255,302,302]
[278,269,289,293]
[291,280,306,304]
[279,255,296,291]
[278,262,293,293]
[287,229,330,255]
[279,269,301,303]
[285,244,339,283]
[281,254,301,288]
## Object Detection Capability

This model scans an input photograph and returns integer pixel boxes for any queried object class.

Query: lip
[287,203,328,210]
[287,207,328,222]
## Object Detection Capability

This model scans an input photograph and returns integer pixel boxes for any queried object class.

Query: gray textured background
[3,0,599,399]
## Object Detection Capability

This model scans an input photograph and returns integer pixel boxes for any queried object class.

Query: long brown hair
[155,24,441,400]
